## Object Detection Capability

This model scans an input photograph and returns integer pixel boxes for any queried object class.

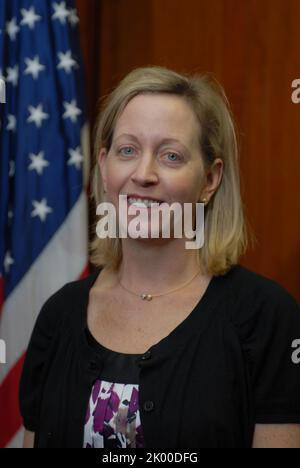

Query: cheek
[188,168,205,201]
[167,173,203,203]
[105,160,128,193]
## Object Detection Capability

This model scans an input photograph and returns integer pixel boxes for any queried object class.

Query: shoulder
[50,269,101,303]
[35,270,101,335]
[223,265,300,332]
[226,264,297,300]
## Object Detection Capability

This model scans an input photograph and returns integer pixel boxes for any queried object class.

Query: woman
[20,66,300,448]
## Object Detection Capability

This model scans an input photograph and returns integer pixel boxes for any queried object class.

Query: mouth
[123,194,165,209]
[127,198,163,209]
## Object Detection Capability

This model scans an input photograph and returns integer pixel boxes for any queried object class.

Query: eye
[119,146,135,156]
[165,152,181,162]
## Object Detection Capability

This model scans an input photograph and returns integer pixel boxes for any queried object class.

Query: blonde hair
[90,66,250,276]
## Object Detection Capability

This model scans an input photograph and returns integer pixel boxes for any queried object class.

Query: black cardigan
[19,265,300,448]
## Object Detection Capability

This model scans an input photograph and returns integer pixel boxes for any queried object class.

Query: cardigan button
[137,351,152,366]
[143,400,155,412]
[141,351,152,360]
[88,361,98,371]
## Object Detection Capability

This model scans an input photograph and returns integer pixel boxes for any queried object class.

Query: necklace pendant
[141,294,153,301]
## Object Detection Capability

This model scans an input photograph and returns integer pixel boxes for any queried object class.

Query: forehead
[114,93,201,147]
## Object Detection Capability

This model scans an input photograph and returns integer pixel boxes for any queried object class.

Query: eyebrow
[114,133,190,153]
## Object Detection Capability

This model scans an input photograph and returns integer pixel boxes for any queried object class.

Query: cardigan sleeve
[235,280,300,424]
[19,285,68,432]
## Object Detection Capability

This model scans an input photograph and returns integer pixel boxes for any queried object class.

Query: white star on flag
[27,104,49,128]
[57,51,78,74]
[6,65,19,87]
[68,147,84,169]
[62,99,82,123]
[20,7,42,29]
[52,2,69,24]
[28,152,49,175]
[68,8,79,27]
[6,115,17,132]
[6,17,20,41]
[31,198,53,222]
[24,56,45,80]
[4,251,14,273]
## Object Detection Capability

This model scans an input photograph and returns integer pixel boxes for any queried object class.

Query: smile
[127,197,162,208]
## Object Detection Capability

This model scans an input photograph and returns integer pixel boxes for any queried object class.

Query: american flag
[0,0,89,448]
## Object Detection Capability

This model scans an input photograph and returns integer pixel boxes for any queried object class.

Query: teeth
[128,197,161,208]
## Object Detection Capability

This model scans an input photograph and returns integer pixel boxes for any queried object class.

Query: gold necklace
[118,269,202,301]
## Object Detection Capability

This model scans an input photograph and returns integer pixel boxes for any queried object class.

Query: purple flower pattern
[84,380,145,448]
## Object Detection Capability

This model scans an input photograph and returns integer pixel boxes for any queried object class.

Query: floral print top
[84,328,146,448]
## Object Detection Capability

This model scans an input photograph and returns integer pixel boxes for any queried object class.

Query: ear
[201,158,224,201]
[98,148,108,192]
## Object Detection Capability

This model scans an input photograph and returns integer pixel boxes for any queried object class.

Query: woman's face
[98,93,222,239]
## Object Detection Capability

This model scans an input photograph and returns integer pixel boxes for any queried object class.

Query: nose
[130,154,159,186]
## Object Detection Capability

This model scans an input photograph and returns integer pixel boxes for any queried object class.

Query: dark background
[76,0,300,303]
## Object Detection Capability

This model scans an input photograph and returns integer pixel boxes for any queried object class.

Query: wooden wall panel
[76,0,300,302]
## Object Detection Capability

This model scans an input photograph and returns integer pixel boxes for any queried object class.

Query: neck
[118,236,204,294]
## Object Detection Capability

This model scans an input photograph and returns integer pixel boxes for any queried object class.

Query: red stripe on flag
[0,353,26,448]
[80,264,90,280]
